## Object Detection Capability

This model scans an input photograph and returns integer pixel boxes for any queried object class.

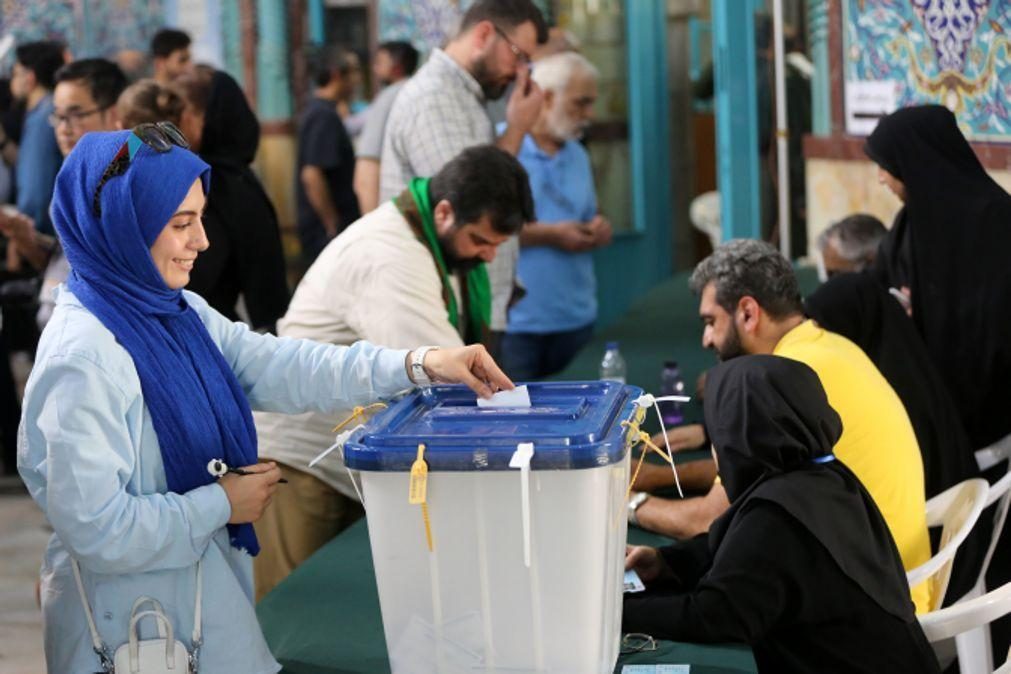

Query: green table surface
[257,268,822,673]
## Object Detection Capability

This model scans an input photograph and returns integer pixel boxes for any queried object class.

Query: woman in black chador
[623,355,940,673]
[865,104,1011,452]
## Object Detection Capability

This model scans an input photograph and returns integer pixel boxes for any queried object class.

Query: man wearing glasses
[379,0,548,352]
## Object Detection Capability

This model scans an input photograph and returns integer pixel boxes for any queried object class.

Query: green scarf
[406,177,491,338]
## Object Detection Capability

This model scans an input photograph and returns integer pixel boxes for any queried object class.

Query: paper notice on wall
[845,80,899,136]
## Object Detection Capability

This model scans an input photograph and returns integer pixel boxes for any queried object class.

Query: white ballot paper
[477,384,532,409]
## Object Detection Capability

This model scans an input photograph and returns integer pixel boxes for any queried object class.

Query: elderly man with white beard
[499,51,612,380]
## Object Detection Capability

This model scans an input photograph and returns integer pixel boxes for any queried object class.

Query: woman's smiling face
[149,178,208,289]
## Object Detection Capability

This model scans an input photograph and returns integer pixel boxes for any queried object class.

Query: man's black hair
[15,41,66,91]
[150,28,191,59]
[429,145,534,235]
[378,41,419,77]
[55,59,128,110]
[308,46,359,88]
[459,0,549,44]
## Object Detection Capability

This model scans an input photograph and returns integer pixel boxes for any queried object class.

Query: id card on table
[624,569,646,593]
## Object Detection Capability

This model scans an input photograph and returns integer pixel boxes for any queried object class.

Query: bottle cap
[664,360,679,369]
[606,341,620,350]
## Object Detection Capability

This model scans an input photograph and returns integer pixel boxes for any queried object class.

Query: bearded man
[252,146,534,599]
[379,0,547,347]
[499,51,612,380]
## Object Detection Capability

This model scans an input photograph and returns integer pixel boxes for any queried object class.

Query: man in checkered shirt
[380,0,547,345]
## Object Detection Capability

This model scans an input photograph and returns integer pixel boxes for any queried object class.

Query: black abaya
[187,70,289,331]
[806,272,987,603]
[865,105,1011,450]
[805,272,978,498]
[622,356,940,674]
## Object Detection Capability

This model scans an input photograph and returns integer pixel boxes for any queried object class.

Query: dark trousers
[499,323,594,381]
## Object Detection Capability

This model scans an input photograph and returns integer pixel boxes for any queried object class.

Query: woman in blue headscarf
[18,125,511,673]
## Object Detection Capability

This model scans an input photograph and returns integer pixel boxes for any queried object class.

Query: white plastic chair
[919,581,1011,674]
[907,478,989,611]
[943,454,1011,674]
[976,433,1011,473]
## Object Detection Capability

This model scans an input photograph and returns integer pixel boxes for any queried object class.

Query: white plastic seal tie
[309,425,362,468]
[510,442,535,568]
[633,392,692,499]
[308,424,367,505]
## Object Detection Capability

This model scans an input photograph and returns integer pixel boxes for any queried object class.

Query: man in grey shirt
[354,41,419,214]
[379,0,547,339]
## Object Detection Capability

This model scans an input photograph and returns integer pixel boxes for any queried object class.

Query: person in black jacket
[175,65,289,332]
[623,355,940,674]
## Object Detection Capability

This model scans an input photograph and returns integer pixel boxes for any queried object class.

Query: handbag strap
[192,559,202,645]
[70,557,204,661]
[70,557,112,669]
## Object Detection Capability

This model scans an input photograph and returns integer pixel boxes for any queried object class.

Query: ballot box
[343,381,643,674]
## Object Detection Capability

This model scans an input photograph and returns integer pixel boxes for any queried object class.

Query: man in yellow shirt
[630,239,932,613]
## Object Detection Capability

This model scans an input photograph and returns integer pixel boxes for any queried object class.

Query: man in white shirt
[253,145,535,599]
[379,0,547,339]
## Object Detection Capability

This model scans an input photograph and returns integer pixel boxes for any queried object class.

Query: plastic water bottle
[659,361,685,426]
[599,342,627,384]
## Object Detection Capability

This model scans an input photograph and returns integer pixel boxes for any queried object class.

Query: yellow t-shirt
[774,320,932,614]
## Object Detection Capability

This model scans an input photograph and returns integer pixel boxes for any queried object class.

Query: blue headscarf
[51,130,260,555]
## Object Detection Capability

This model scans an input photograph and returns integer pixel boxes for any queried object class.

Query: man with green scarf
[252,145,534,599]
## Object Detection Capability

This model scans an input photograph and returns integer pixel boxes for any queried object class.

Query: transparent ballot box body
[343,381,642,674]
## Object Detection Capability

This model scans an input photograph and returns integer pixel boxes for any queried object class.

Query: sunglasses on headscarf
[91,122,190,216]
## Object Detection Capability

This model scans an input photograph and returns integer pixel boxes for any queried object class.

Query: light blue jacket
[19,287,412,673]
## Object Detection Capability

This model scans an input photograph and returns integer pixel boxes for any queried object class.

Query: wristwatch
[410,346,439,387]
[627,491,650,526]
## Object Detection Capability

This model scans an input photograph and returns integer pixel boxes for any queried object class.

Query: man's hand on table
[650,423,706,454]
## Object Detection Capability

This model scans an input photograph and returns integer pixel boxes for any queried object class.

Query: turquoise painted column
[256,0,292,121]
[625,0,673,253]
[712,0,762,240]
[591,0,673,327]
[221,0,244,87]
[808,0,831,135]
[308,0,326,45]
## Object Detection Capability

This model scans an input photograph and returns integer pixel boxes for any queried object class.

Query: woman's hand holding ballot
[409,344,515,399]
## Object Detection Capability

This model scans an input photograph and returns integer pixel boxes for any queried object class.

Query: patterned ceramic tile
[845,0,1011,141]
[378,0,552,52]
[0,0,165,68]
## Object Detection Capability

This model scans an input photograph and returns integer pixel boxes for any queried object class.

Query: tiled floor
[0,480,47,674]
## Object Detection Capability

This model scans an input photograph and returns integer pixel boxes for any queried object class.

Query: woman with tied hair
[623,355,940,673]
[115,77,185,128]
[18,125,512,672]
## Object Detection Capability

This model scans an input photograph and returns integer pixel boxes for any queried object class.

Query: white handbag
[71,558,203,673]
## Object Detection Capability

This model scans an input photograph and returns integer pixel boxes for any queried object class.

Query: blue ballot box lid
[343,381,643,471]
